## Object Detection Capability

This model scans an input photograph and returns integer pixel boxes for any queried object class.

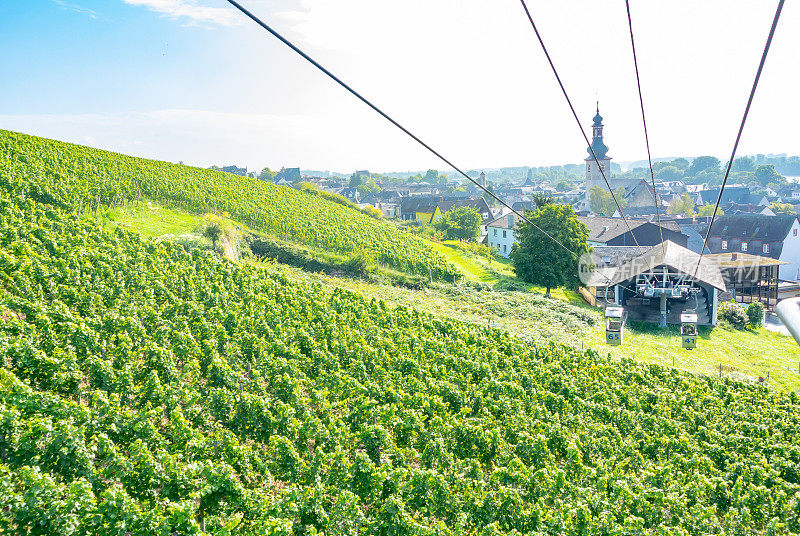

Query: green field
[3,190,800,534]
[0,129,458,279]
[3,130,800,533]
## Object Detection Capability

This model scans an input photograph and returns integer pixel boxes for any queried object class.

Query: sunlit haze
[1,0,797,173]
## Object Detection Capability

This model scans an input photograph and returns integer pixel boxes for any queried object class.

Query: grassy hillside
[2,187,800,533]
[0,129,458,280]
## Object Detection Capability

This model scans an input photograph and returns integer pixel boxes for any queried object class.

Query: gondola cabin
[680,312,698,349]
[605,306,625,346]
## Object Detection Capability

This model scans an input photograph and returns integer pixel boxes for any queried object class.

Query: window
[721,240,728,250]
[794,229,798,237]
[503,230,507,238]
[763,243,770,254]
[493,229,497,236]
[741,242,748,252]
[503,244,507,253]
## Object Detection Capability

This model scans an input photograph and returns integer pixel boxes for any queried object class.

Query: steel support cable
[223,0,638,295]
[517,0,643,255]
[624,0,665,257]
[693,0,785,279]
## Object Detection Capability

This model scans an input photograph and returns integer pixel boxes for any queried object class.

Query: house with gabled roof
[577,216,687,248]
[702,214,800,280]
[486,213,519,257]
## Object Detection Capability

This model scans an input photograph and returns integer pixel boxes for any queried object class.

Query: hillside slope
[2,187,800,533]
[0,129,457,279]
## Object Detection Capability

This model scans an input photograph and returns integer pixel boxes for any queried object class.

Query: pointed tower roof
[588,103,609,160]
[593,102,603,126]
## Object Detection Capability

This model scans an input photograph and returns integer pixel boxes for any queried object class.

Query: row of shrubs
[719,300,764,330]
[248,235,430,289]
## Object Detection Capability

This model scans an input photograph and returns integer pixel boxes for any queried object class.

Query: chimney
[508,214,514,228]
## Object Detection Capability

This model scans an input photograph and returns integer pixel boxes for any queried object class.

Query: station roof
[705,252,787,268]
[586,240,726,291]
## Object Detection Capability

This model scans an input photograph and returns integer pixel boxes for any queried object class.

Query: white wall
[779,219,800,281]
[487,226,517,258]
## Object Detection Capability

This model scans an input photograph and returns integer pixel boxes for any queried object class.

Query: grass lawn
[91,202,206,238]
[584,319,800,392]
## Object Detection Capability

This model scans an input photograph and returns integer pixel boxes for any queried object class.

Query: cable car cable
[693,0,785,279]
[516,0,643,255]
[222,0,639,296]
[624,0,666,257]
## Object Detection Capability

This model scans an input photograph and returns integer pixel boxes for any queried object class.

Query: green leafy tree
[589,186,626,216]
[686,156,721,177]
[435,206,481,241]
[349,173,363,187]
[555,181,572,192]
[697,204,722,217]
[424,169,439,183]
[754,164,782,186]
[203,223,223,250]
[770,202,797,215]
[670,157,691,171]
[532,192,554,209]
[732,157,755,173]
[357,179,380,194]
[667,193,694,217]
[511,204,590,297]
[258,167,275,181]
[655,166,682,182]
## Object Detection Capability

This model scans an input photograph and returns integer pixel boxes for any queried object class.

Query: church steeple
[588,103,609,160]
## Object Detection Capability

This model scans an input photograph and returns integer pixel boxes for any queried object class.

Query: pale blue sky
[1,0,798,173]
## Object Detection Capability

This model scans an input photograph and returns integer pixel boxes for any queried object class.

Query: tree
[511,204,590,297]
[655,166,682,182]
[732,157,755,173]
[589,186,627,216]
[667,193,694,217]
[357,179,380,194]
[424,169,439,183]
[532,192,554,209]
[770,202,796,215]
[686,156,721,177]
[349,173,364,187]
[754,164,782,186]
[434,207,481,241]
[670,157,691,171]
[555,181,572,192]
[203,223,223,251]
[697,204,722,217]
[258,167,275,181]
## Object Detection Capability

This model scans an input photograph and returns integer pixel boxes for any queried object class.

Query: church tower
[584,104,612,210]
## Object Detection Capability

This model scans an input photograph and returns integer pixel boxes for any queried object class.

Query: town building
[578,216,687,248]
[702,214,800,281]
[486,213,519,257]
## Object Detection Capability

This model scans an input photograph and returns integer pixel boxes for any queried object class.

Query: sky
[0,0,798,174]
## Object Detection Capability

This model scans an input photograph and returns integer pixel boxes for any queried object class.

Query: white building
[486,213,519,258]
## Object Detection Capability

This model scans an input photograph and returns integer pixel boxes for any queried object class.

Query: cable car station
[589,241,727,329]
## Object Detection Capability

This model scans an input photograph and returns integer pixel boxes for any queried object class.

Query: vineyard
[2,180,800,533]
[0,129,458,280]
